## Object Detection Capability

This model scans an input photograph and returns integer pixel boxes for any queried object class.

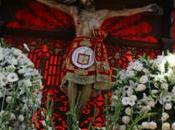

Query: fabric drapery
[61,35,112,90]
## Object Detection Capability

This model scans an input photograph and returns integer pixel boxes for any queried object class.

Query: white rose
[151,89,159,94]
[149,121,157,129]
[172,122,175,130]
[162,122,170,130]
[140,75,148,84]
[130,95,137,101]
[122,116,130,124]
[141,105,151,112]
[141,122,149,129]
[18,115,24,122]
[135,84,146,92]
[165,103,172,110]
[148,100,156,107]
[162,112,169,122]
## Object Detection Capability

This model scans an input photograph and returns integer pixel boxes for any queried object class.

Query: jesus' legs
[80,84,92,109]
[68,81,77,107]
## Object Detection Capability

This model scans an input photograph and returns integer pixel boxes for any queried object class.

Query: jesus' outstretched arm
[96,4,163,22]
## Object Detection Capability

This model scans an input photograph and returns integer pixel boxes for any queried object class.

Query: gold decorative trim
[80,39,91,46]
[65,72,95,85]
[61,72,112,90]
[74,69,88,75]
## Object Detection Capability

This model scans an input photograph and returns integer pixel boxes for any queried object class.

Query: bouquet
[0,42,43,130]
[108,53,175,130]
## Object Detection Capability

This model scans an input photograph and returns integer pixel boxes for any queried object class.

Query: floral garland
[0,41,43,129]
[109,53,175,130]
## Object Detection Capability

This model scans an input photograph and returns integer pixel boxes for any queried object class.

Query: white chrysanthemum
[165,103,172,110]
[122,97,129,106]
[155,55,167,72]
[0,48,3,61]
[0,46,42,129]
[162,95,172,103]
[11,48,22,56]
[154,74,166,82]
[112,95,118,101]
[126,70,135,77]
[125,107,132,116]
[172,122,175,130]
[122,96,137,106]
[135,84,146,92]
[0,73,7,87]
[6,96,12,103]
[7,73,19,82]
[23,79,32,87]
[128,61,143,71]
[122,116,130,124]
[161,82,169,91]
[172,87,175,95]
[127,98,136,106]
[18,115,24,122]
[8,57,18,65]
[0,91,4,98]
[165,54,175,67]
[119,125,126,130]
[139,75,148,84]
[143,68,150,74]
[119,70,127,80]
[10,113,16,120]
[126,87,133,96]
[162,112,169,122]
[162,122,170,130]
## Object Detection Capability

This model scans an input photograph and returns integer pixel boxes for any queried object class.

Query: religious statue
[36,0,162,111]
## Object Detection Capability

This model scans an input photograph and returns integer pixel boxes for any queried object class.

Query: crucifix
[36,0,162,112]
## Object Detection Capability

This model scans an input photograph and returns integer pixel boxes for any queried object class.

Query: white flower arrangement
[0,43,42,130]
[108,53,175,130]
